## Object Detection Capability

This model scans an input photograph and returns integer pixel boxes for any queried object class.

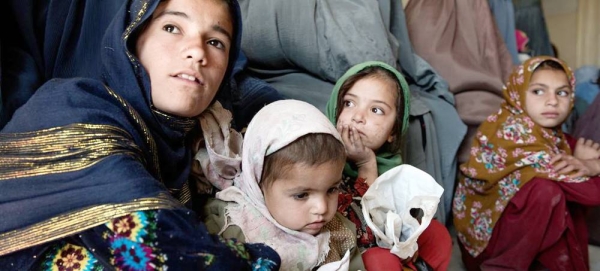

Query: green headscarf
[325,61,411,177]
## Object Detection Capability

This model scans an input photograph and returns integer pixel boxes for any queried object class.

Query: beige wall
[545,13,578,67]
[542,0,578,67]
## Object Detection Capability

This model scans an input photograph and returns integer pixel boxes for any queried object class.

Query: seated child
[325,61,453,271]
[203,99,365,270]
[453,56,600,270]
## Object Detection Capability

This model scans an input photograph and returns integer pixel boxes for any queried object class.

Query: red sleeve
[353,177,370,196]
[565,133,577,151]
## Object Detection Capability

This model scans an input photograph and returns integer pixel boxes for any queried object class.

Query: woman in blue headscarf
[0,0,280,269]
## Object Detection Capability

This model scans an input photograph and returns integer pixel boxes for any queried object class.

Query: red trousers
[460,177,600,271]
[362,219,452,270]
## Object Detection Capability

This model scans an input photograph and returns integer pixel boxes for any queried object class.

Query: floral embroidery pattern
[515,151,550,170]
[108,213,150,242]
[453,182,467,220]
[110,238,156,270]
[497,116,535,144]
[353,177,369,196]
[474,134,507,172]
[337,175,377,249]
[462,176,487,194]
[252,258,278,271]
[495,172,521,212]
[467,202,493,242]
[105,211,167,271]
[461,165,478,178]
[508,90,521,108]
[457,232,480,257]
[40,243,100,271]
[222,237,251,260]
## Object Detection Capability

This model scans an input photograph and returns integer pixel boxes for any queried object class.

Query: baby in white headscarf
[203,100,364,271]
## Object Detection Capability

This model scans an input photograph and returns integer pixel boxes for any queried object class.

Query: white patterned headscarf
[217,100,345,270]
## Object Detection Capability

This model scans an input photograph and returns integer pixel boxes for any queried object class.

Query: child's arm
[338,125,378,185]
[574,138,600,160]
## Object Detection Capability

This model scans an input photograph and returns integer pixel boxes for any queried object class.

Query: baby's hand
[574,138,600,160]
[337,124,375,167]
[550,154,600,178]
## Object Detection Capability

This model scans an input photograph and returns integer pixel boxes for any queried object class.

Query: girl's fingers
[569,169,587,179]
[339,125,352,147]
[552,160,568,172]
[582,138,592,147]
[549,154,563,165]
[558,165,574,174]
[351,126,362,149]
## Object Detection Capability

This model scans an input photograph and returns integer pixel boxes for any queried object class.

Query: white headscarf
[217,100,348,270]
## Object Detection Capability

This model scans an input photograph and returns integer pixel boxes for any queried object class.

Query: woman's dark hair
[335,66,406,154]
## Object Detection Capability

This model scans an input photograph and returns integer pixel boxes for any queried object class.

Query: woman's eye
[163,24,180,34]
[327,187,339,194]
[293,193,308,200]
[208,39,225,49]
[343,100,354,107]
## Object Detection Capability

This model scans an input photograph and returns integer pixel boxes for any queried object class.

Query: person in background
[516,29,532,63]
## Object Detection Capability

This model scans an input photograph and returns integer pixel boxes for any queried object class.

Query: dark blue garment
[231,52,284,129]
[1,210,280,270]
[0,0,280,269]
[513,0,554,57]
[0,0,123,127]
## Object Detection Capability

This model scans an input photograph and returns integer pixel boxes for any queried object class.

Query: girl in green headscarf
[326,61,452,271]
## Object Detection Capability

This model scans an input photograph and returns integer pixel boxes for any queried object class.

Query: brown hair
[260,133,346,189]
[335,66,406,154]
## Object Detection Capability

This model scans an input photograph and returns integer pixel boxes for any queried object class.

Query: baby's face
[524,69,572,128]
[263,161,343,235]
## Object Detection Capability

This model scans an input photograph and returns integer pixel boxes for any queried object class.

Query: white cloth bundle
[361,165,443,259]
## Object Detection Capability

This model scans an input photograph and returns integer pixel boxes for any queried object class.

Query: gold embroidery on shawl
[124,0,150,65]
[0,193,180,256]
[104,86,162,182]
[0,123,141,180]
[152,108,196,133]
[178,180,192,205]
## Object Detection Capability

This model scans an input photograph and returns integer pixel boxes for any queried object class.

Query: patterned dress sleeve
[37,209,280,270]
[337,175,377,250]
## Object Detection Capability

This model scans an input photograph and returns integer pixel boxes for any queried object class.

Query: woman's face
[136,0,233,117]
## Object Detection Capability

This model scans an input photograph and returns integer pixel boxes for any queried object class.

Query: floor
[447,229,600,270]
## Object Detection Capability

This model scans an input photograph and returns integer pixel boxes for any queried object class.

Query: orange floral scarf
[453,56,587,257]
